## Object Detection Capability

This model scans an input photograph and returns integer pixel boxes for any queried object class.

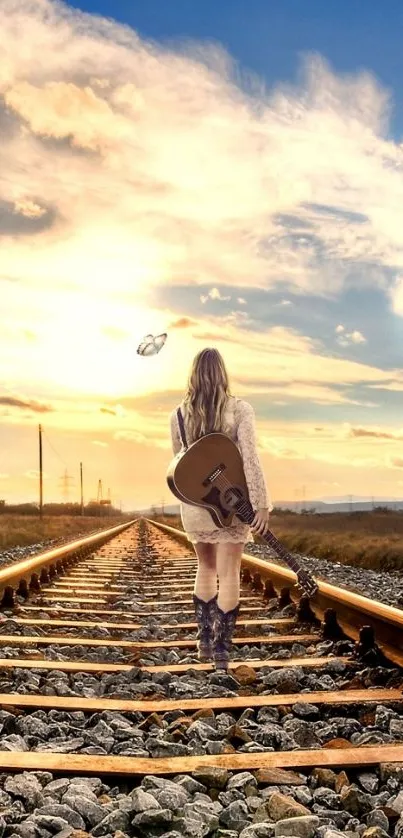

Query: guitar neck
[236,499,301,575]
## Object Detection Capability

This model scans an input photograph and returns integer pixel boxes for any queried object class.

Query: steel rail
[0,519,137,607]
[145,517,403,668]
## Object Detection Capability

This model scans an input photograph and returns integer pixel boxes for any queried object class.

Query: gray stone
[151,785,190,810]
[1,735,29,752]
[239,826,276,838]
[5,773,44,809]
[128,787,160,812]
[219,800,250,831]
[33,804,86,830]
[391,790,403,815]
[43,780,70,800]
[366,810,389,832]
[182,801,219,831]
[33,738,85,753]
[291,704,320,720]
[61,794,105,826]
[7,824,37,838]
[32,816,71,834]
[132,808,173,829]
[173,775,207,795]
[170,816,210,838]
[357,773,379,794]
[390,719,403,739]
[227,772,258,794]
[91,809,131,836]
[274,815,320,838]
[312,788,340,809]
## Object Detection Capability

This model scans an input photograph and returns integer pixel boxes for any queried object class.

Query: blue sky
[69,0,403,137]
[1,0,403,509]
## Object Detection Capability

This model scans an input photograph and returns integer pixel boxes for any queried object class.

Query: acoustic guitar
[166,429,318,598]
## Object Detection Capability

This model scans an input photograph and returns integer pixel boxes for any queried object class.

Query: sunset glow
[2,0,403,510]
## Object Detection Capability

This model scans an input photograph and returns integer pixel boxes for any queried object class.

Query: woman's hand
[251,507,270,536]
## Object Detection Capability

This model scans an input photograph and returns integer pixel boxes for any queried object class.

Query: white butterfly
[137,333,167,356]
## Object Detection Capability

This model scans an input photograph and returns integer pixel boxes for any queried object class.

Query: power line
[42,427,68,468]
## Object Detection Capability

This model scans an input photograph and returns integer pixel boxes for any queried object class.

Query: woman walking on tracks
[170,347,273,671]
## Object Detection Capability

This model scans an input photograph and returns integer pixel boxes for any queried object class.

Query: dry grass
[0,514,131,550]
[146,511,403,572]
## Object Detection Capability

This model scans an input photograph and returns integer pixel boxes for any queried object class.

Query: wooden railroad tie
[0,632,319,648]
[1,746,403,776]
[0,688,401,714]
[5,617,297,632]
[0,655,349,674]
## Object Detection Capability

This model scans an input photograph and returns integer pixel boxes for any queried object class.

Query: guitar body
[166,432,248,528]
[166,430,318,598]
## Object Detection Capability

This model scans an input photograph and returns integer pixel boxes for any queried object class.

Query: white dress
[169,395,273,543]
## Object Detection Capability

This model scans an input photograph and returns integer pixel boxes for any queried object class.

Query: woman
[170,347,273,670]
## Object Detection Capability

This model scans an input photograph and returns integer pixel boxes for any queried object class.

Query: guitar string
[210,472,316,591]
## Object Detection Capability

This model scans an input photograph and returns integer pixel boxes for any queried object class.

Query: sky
[1,0,403,511]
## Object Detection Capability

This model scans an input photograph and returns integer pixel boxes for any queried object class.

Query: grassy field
[0,514,132,550]
[146,510,403,572]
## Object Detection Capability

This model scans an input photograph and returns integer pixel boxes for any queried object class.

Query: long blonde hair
[182,348,233,444]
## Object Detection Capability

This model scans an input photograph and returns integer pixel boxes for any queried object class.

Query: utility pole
[161,497,165,516]
[59,469,74,504]
[39,424,43,519]
[80,462,84,516]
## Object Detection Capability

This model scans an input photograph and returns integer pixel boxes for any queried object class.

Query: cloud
[0,198,56,236]
[347,425,403,440]
[25,470,48,479]
[169,317,198,329]
[1,0,403,311]
[200,288,232,304]
[0,396,53,413]
[335,325,367,346]
[91,440,108,447]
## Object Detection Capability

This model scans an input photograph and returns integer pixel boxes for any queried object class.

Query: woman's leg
[192,542,218,661]
[193,541,217,600]
[216,541,244,611]
[213,541,245,669]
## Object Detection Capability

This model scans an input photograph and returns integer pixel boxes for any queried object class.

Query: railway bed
[0,519,401,838]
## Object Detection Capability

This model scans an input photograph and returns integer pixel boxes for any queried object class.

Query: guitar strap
[176,407,188,450]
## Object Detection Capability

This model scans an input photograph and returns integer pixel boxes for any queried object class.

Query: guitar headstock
[296,570,318,598]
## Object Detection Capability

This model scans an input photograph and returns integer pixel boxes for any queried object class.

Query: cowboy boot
[192,593,218,661]
[213,602,240,670]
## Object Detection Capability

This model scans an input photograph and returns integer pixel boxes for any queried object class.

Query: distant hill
[134,498,403,516]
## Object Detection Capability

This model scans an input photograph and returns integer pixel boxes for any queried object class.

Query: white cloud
[200,288,232,304]
[335,326,367,346]
[0,0,403,315]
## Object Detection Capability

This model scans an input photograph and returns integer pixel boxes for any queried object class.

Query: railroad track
[0,517,402,838]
